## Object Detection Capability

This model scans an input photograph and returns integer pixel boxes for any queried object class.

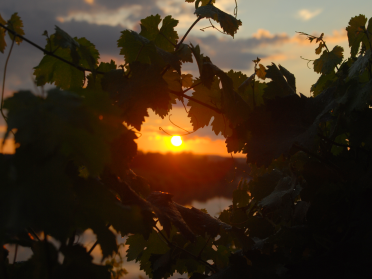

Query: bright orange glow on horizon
[171,136,182,147]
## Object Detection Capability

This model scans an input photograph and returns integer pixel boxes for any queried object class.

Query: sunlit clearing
[171,136,182,147]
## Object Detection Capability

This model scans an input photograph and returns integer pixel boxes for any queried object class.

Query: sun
[171,136,182,147]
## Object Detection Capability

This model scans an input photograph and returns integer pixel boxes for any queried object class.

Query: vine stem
[176,16,202,50]
[169,89,222,114]
[176,0,215,48]
[0,23,105,75]
[1,37,15,121]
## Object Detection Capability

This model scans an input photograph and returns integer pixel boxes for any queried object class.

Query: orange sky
[135,106,245,157]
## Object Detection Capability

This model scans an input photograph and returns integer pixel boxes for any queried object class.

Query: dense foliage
[1,0,372,278]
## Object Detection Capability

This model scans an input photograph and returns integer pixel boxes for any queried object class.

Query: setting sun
[171,136,182,147]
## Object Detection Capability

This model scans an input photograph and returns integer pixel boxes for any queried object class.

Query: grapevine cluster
[1,1,372,278]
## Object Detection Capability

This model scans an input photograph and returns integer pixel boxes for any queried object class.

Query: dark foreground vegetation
[1,1,372,278]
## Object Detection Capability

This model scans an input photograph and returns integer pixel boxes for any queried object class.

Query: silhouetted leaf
[195,4,242,37]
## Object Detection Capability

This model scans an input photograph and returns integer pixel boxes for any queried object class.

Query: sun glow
[171,136,182,147]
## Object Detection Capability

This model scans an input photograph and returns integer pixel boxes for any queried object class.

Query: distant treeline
[130,152,251,204]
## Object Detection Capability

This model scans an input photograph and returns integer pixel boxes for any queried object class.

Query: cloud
[185,30,289,70]
[297,9,323,21]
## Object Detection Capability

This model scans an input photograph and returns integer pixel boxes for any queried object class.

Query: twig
[169,89,222,114]
[197,235,211,258]
[13,244,18,264]
[159,31,177,48]
[0,23,105,75]
[28,227,41,241]
[176,16,202,50]
[88,224,111,255]
[1,37,15,121]
[183,81,202,94]
[318,133,350,148]
[68,230,76,247]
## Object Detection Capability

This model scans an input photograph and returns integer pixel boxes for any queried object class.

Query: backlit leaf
[139,14,178,52]
[181,73,193,87]
[348,48,372,78]
[195,4,242,37]
[176,43,193,63]
[310,71,337,97]
[264,63,296,99]
[315,42,325,55]
[313,46,344,74]
[0,14,6,53]
[187,77,232,137]
[346,14,368,57]
[7,13,24,44]
[118,30,181,73]
[255,64,266,80]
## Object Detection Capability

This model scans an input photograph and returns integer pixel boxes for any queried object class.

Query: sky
[0,0,371,156]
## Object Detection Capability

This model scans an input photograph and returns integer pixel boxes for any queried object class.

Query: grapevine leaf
[87,60,117,91]
[311,71,337,97]
[102,62,171,130]
[255,64,266,80]
[140,15,178,52]
[263,63,296,99]
[76,37,100,72]
[0,14,6,53]
[348,48,372,78]
[3,89,117,175]
[139,14,162,41]
[176,43,193,63]
[7,13,24,44]
[60,245,111,278]
[228,70,265,110]
[243,88,337,166]
[225,127,248,153]
[0,14,6,26]
[33,34,85,89]
[346,14,368,57]
[193,0,216,8]
[187,77,233,137]
[147,192,196,241]
[258,176,297,209]
[181,73,193,87]
[175,203,232,237]
[163,69,182,104]
[313,46,344,74]
[126,230,169,276]
[203,63,250,127]
[195,4,242,37]
[159,15,179,50]
[338,79,372,112]
[189,43,205,78]
[279,65,296,93]
[118,30,181,73]
[315,42,325,55]
[54,26,80,64]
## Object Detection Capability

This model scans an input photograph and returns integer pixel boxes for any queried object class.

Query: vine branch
[1,36,15,121]
[0,23,105,75]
